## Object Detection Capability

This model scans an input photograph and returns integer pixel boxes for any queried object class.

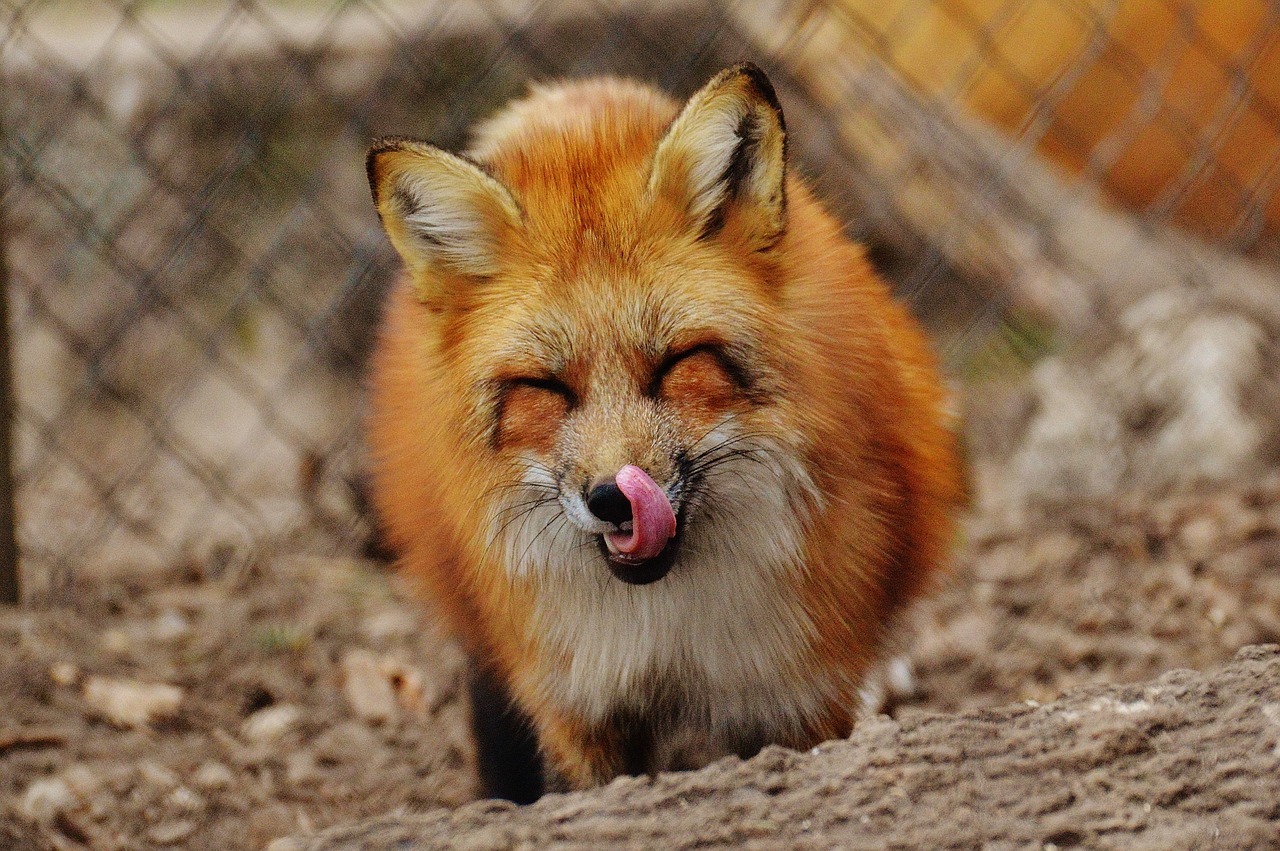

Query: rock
[60,764,101,800]
[168,786,205,813]
[150,610,191,642]
[265,840,307,851]
[147,819,196,845]
[286,752,323,786]
[313,721,383,767]
[82,676,184,728]
[997,291,1280,508]
[362,610,416,642]
[248,802,299,846]
[0,726,67,752]
[344,649,432,716]
[49,661,79,686]
[192,761,235,790]
[20,777,75,822]
[387,664,428,714]
[138,761,180,789]
[101,628,131,654]
[241,704,302,744]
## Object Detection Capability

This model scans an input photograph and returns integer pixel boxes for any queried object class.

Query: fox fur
[365,64,962,796]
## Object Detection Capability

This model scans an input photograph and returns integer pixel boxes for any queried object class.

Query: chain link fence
[3,0,1278,595]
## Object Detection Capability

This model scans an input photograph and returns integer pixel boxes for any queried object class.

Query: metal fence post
[0,157,18,605]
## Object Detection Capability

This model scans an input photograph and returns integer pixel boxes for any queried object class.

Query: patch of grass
[253,623,309,654]
[961,310,1058,382]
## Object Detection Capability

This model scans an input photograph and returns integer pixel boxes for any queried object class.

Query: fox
[364,64,962,801]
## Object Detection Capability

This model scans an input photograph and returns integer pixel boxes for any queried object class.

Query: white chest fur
[498,434,836,747]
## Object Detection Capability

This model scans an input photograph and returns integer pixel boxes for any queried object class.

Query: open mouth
[593,464,681,585]
[597,530,681,585]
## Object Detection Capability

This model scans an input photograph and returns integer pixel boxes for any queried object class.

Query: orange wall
[841,0,1280,242]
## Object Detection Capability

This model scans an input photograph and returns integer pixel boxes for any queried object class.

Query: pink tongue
[605,465,677,562]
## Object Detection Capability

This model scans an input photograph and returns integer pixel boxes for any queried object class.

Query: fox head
[367,65,818,586]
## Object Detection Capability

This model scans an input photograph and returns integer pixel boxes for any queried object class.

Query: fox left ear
[649,64,787,250]
[366,137,522,291]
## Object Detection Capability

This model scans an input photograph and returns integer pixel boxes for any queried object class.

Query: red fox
[365,64,962,800]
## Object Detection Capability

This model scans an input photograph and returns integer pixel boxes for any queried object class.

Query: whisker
[549,514,586,562]
[492,490,559,510]
[510,457,559,480]
[479,488,561,567]
[490,480,559,494]
[490,498,559,532]
[684,430,774,468]
[516,511,566,567]
[684,410,746,452]
[687,445,780,480]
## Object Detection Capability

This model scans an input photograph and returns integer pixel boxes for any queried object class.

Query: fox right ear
[367,138,522,287]
[649,64,787,250]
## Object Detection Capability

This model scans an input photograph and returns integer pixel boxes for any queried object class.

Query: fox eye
[510,376,576,403]
[497,377,575,450]
[653,347,740,409]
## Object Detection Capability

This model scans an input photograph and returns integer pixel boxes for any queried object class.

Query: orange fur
[366,66,963,792]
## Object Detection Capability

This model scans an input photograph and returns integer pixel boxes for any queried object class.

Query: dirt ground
[1,556,473,850]
[281,644,1280,850]
[4,471,1280,849]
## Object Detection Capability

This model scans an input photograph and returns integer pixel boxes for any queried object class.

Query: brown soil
[285,644,1280,850]
[4,474,1280,849]
[1,558,472,850]
[908,474,1280,714]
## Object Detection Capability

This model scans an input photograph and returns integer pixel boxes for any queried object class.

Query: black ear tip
[365,145,385,203]
[727,63,783,118]
[368,135,419,156]
[730,62,770,88]
[365,136,423,204]
[366,163,382,206]
[366,137,399,203]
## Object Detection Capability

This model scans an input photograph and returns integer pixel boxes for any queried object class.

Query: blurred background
[3,0,1279,593]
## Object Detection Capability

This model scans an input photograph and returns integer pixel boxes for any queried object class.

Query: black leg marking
[467,663,544,804]
[618,717,655,778]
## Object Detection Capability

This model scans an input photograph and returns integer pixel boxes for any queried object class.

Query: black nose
[586,480,632,525]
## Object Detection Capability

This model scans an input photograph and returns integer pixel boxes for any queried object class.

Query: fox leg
[537,713,637,791]
[466,663,544,804]
[539,704,858,790]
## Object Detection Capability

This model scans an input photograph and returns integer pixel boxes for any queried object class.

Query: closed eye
[493,375,576,451]
[648,344,750,398]
[509,375,578,407]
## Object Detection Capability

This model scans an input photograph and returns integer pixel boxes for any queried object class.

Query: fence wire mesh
[2,0,1279,594]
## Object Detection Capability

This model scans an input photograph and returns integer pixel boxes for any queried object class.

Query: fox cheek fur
[366,63,962,798]
[492,392,809,589]
[490,396,688,585]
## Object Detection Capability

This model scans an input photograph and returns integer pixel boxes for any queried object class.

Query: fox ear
[367,138,521,285]
[649,64,787,249]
